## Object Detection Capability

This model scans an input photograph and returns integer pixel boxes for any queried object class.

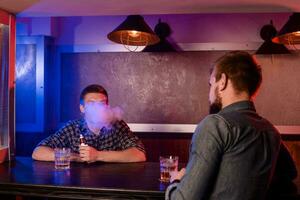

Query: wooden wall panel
[138,132,192,163]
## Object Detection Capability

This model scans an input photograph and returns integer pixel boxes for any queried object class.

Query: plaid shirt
[37,119,145,154]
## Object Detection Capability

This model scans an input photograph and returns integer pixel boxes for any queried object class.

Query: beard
[209,87,222,114]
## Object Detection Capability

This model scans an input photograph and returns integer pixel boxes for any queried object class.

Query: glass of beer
[159,156,179,182]
[54,148,71,170]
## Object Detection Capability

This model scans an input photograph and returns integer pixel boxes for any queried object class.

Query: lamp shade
[256,21,290,54]
[272,13,300,44]
[143,19,178,52]
[107,15,160,46]
[256,41,290,54]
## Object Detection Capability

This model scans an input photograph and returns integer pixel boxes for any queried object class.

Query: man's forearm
[32,146,81,162]
[96,147,146,163]
[32,146,55,161]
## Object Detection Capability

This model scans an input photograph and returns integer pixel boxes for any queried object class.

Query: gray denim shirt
[166,101,281,200]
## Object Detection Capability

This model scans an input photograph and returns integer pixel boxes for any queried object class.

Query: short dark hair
[80,84,108,104]
[214,51,262,97]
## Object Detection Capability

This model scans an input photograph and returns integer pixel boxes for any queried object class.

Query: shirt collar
[219,100,256,114]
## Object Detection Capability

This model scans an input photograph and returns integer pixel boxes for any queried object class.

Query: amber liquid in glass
[160,164,176,182]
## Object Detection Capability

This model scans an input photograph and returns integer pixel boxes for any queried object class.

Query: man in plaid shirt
[32,84,146,163]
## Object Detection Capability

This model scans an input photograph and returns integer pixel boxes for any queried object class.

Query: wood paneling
[138,132,192,163]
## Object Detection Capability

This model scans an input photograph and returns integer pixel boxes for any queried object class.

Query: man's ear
[80,104,85,113]
[219,73,228,91]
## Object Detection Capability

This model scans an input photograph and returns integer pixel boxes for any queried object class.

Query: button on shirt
[37,119,145,154]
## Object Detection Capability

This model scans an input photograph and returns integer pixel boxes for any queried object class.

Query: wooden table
[0,157,299,200]
[0,157,169,199]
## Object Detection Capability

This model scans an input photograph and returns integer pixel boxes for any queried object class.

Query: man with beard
[32,84,146,163]
[165,51,283,200]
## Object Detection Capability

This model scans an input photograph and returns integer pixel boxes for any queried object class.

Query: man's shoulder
[58,119,83,132]
[195,114,231,136]
[199,114,229,128]
[113,120,130,129]
[218,109,279,134]
[110,120,133,137]
[63,118,82,126]
[192,114,231,151]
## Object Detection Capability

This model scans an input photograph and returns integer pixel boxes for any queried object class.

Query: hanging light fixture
[256,20,290,54]
[272,13,300,45]
[143,19,179,52]
[107,15,160,50]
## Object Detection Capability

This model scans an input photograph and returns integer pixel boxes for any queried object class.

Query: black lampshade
[272,13,300,45]
[143,19,178,52]
[107,15,160,46]
[256,21,290,54]
[256,41,290,54]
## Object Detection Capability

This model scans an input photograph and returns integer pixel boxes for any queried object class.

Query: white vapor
[84,103,124,129]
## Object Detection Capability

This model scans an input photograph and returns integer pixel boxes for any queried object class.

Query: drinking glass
[54,148,71,170]
[159,156,178,182]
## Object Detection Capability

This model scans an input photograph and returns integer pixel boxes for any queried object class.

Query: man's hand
[79,145,99,163]
[70,153,84,162]
[170,168,186,183]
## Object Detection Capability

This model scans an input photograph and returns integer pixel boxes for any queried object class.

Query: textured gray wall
[60,51,300,125]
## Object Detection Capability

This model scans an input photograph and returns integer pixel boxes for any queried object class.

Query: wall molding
[55,42,261,52]
[128,123,300,135]
[54,42,300,52]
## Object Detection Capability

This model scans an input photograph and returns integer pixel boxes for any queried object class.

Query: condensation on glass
[0,23,9,163]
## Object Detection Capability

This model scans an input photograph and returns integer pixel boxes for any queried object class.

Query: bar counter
[0,157,168,199]
[0,157,299,199]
